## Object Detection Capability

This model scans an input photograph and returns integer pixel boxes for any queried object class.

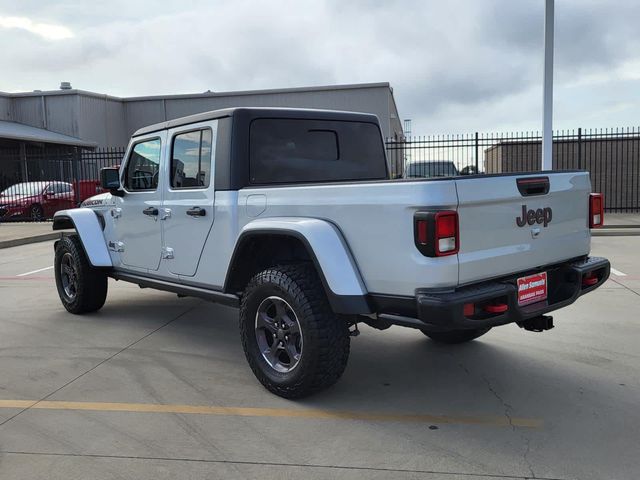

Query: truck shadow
[101,296,618,426]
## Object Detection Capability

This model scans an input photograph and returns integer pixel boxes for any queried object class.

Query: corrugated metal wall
[45,95,78,137]
[105,98,127,146]
[124,86,395,140]
[7,94,79,137]
[123,100,166,141]
[0,95,10,121]
[77,94,127,147]
[12,96,44,128]
[5,93,126,146]
[3,84,402,148]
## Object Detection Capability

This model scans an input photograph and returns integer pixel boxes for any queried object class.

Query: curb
[592,230,640,237]
[0,232,61,249]
[602,225,640,229]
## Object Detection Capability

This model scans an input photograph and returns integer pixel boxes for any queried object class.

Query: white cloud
[0,0,638,133]
[0,15,73,40]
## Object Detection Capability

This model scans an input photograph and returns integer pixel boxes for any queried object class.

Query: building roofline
[0,119,97,147]
[2,89,123,101]
[123,82,391,102]
[0,82,392,103]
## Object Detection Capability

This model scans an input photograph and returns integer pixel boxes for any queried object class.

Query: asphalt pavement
[0,237,638,479]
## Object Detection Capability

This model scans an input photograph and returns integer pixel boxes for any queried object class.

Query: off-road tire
[239,263,350,398]
[54,234,108,314]
[421,327,491,344]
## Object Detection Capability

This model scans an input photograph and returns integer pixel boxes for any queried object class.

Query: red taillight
[414,211,459,257]
[435,211,459,256]
[417,219,428,245]
[463,303,475,316]
[589,193,604,228]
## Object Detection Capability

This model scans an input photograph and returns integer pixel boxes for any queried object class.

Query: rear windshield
[249,118,388,184]
[405,161,459,178]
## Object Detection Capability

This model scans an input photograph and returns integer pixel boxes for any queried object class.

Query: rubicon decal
[516,205,552,227]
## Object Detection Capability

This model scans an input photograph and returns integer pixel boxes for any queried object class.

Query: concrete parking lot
[0,237,638,480]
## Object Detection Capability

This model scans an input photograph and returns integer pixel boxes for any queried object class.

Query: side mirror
[101,167,124,197]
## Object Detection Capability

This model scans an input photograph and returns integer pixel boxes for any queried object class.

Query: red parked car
[74,180,105,204]
[0,181,76,221]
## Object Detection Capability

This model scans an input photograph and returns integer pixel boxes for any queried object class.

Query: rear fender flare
[226,217,371,314]
[53,208,112,267]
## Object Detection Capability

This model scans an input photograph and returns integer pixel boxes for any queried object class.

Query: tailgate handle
[517,176,549,196]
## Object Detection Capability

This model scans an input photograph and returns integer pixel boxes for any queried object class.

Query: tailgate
[455,172,591,286]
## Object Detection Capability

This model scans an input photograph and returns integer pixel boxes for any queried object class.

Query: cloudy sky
[0,0,638,135]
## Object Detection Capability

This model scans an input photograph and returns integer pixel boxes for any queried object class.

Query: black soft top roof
[132,107,380,137]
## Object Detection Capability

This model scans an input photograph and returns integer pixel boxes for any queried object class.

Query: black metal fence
[1,126,638,222]
[386,127,640,212]
[0,147,125,222]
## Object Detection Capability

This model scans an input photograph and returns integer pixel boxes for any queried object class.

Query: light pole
[542,0,554,170]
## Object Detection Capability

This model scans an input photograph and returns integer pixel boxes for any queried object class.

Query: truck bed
[226,170,591,297]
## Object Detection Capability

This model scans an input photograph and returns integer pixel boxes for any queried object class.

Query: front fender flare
[228,217,372,315]
[53,208,112,267]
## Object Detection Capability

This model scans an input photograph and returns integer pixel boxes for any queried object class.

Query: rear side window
[48,183,65,194]
[57,183,72,193]
[171,128,214,189]
[249,119,388,184]
[405,161,460,178]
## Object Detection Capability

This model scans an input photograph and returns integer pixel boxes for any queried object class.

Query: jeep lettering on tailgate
[516,205,553,227]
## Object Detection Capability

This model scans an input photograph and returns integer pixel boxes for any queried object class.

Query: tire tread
[55,234,108,314]
[239,263,349,398]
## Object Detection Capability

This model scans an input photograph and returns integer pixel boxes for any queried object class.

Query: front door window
[124,139,161,191]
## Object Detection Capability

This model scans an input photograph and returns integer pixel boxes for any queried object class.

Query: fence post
[72,147,81,205]
[577,127,582,169]
[474,132,479,171]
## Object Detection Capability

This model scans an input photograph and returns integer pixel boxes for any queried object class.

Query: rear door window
[170,128,213,189]
[249,119,388,184]
[54,183,72,194]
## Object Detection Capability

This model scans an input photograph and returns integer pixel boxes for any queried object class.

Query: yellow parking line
[0,399,540,428]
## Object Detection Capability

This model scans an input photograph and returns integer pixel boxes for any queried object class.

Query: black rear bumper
[374,256,610,332]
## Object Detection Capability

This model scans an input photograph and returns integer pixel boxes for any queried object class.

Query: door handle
[143,207,158,216]
[186,207,206,217]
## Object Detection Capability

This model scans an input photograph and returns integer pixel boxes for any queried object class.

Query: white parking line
[16,266,54,277]
[611,268,627,277]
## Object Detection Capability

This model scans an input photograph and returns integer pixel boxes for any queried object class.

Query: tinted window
[56,183,72,193]
[46,184,69,195]
[249,119,387,184]
[171,128,214,189]
[405,161,459,178]
[124,139,161,191]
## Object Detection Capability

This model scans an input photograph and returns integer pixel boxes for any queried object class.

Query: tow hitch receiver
[519,315,554,332]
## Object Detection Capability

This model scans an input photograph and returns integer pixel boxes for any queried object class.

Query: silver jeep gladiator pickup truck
[52,107,610,398]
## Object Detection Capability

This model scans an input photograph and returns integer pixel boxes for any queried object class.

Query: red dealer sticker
[517,272,548,306]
